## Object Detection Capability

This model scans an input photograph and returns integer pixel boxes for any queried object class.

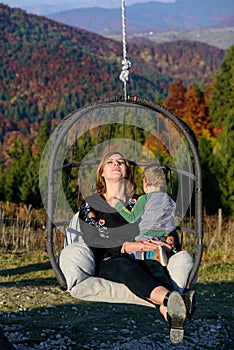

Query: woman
[79,151,187,344]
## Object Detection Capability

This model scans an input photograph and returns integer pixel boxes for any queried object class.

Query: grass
[0,249,234,349]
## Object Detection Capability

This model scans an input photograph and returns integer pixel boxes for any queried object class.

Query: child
[108,162,196,317]
[110,165,181,265]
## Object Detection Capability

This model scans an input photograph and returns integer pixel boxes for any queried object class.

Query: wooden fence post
[0,203,2,235]
[218,208,222,235]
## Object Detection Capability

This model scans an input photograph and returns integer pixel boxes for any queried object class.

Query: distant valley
[107,26,234,50]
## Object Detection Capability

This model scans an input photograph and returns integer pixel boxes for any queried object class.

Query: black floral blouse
[79,193,139,270]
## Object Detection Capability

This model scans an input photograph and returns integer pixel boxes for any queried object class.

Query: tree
[32,120,51,156]
[20,121,51,207]
[209,45,234,128]
[183,83,210,137]
[207,45,234,215]
[198,135,222,214]
[4,139,32,203]
[213,114,234,215]
[20,159,42,208]
[0,167,6,201]
[163,78,186,120]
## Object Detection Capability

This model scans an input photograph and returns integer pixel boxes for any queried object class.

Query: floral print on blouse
[80,195,138,239]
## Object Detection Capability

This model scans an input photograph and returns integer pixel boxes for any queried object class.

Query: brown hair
[143,165,167,189]
[96,151,136,196]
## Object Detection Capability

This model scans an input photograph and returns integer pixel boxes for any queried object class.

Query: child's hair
[143,165,167,189]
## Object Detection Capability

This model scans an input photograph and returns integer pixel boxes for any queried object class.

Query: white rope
[119,0,131,100]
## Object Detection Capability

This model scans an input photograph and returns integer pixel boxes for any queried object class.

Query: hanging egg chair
[39,1,203,306]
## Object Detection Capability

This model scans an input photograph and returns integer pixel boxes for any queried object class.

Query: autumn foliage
[0,4,233,216]
[164,79,212,137]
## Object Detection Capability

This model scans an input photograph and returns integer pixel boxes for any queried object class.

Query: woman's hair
[96,151,136,196]
[169,230,182,252]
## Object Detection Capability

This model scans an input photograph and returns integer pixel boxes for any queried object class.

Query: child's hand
[148,238,173,252]
[147,238,163,246]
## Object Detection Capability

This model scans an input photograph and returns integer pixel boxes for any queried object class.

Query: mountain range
[4,1,234,49]
[5,1,176,16]
[47,0,234,34]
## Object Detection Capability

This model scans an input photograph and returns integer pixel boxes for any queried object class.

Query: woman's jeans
[99,253,173,301]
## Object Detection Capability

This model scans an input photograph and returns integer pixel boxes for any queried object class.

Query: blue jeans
[99,253,173,301]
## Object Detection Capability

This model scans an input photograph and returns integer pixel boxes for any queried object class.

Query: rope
[119,0,131,100]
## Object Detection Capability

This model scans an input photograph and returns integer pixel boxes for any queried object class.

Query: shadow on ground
[0,261,51,277]
[0,282,233,349]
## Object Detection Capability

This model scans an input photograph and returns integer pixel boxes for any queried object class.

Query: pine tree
[20,159,42,208]
[198,135,222,214]
[207,45,234,215]
[209,45,234,128]
[213,114,234,215]
[5,139,32,203]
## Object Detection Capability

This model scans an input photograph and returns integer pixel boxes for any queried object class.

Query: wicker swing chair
[40,95,203,304]
[39,1,203,306]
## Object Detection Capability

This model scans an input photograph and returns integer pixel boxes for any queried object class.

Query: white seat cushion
[59,243,154,307]
[59,213,195,306]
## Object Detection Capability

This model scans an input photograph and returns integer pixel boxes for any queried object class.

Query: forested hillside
[0,4,233,216]
[0,5,225,140]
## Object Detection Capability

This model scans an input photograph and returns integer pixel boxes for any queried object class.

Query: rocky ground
[1,253,233,350]
[1,307,232,349]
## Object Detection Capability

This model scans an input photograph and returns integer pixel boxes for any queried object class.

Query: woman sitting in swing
[78,150,195,344]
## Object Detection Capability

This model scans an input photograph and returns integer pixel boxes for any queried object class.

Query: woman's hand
[122,239,165,253]
[147,238,173,252]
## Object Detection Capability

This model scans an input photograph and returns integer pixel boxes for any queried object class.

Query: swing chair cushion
[59,213,196,306]
[59,213,155,307]
[59,243,154,306]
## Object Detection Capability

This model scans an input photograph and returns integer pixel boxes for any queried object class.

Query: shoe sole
[167,291,186,344]
[184,290,197,319]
